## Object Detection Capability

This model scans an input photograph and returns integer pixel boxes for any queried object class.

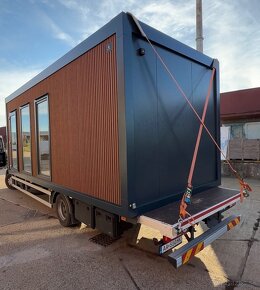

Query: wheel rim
[58,199,67,221]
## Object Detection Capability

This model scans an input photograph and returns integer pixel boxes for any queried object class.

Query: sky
[0,0,260,127]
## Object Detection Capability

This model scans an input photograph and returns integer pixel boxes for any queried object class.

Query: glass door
[20,105,32,173]
[9,111,18,169]
[36,96,50,177]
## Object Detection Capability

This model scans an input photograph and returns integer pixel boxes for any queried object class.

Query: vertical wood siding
[6,34,121,205]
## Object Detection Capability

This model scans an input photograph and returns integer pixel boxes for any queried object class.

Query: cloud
[91,0,260,92]
[94,0,195,44]
[204,1,260,91]
[1,0,259,131]
[85,0,260,92]
[133,0,195,37]
[55,0,196,46]
[0,68,41,127]
[57,0,90,20]
[38,9,77,47]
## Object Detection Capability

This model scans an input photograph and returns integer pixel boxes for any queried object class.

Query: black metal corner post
[213,59,221,183]
[119,13,140,217]
[116,13,129,216]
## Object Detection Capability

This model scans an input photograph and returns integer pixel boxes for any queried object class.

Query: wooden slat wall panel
[6,34,121,205]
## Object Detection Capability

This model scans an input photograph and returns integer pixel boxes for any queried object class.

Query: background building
[221,87,260,139]
[220,87,260,178]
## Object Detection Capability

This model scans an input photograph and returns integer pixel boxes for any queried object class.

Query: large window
[36,96,50,176]
[21,105,32,173]
[10,112,18,169]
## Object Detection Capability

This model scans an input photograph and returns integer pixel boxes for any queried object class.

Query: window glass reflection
[10,113,18,169]
[36,98,50,176]
[21,105,32,173]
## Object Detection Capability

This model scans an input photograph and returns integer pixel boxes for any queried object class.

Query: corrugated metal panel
[221,87,260,120]
[6,34,121,205]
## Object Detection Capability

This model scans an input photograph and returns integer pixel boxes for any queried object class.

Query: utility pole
[196,0,204,53]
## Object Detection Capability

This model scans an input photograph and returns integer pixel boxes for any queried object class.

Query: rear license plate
[159,236,182,254]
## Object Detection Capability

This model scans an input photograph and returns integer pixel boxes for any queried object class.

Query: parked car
[0,135,7,167]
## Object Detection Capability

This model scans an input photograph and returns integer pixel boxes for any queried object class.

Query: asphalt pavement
[0,168,259,290]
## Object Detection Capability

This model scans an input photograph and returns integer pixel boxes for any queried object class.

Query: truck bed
[138,187,240,238]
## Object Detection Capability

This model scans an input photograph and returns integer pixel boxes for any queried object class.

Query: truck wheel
[56,194,74,227]
[5,173,16,190]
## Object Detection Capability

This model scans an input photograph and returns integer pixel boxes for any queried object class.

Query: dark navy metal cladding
[6,12,220,218]
[122,13,220,215]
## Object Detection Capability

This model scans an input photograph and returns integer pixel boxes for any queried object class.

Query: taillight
[163,236,172,243]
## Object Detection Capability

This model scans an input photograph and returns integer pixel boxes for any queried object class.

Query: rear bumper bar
[138,187,240,238]
[168,215,240,268]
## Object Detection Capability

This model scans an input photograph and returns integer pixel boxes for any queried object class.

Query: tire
[5,173,16,190]
[56,194,74,227]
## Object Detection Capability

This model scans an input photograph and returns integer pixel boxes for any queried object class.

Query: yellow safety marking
[195,242,204,255]
[183,248,193,264]
[234,217,240,225]
[182,242,204,265]
[228,223,233,230]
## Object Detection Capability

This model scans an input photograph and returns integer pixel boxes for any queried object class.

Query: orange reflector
[227,216,240,231]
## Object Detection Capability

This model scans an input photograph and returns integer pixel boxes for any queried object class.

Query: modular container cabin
[5,12,243,267]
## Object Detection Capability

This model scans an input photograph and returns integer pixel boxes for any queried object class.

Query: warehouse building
[220,87,260,178]
[221,87,260,139]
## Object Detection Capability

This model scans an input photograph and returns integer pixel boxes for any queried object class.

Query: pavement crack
[241,280,260,288]
[0,197,29,209]
[236,211,260,287]
[119,258,140,290]
[0,197,53,219]
[225,279,260,290]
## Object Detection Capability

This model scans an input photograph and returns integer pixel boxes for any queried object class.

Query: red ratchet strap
[180,67,215,220]
[128,13,251,223]
[179,195,195,226]
[239,179,252,202]
[129,13,235,169]
[187,68,215,188]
